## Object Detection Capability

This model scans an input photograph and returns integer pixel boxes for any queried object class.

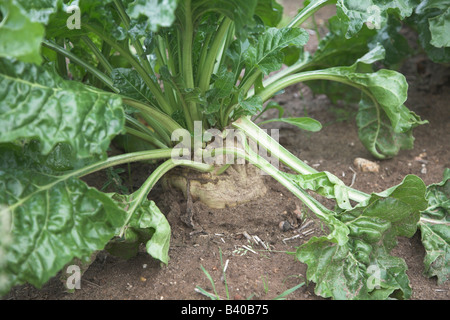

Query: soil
[4,1,450,301]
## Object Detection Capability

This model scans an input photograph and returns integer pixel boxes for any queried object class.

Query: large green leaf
[0,58,125,159]
[297,175,428,300]
[0,143,128,295]
[307,45,427,159]
[0,0,64,63]
[0,0,45,64]
[356,95,423,159]
[419,168,450,284]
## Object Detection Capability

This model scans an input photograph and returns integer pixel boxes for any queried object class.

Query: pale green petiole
[232,117,370,203]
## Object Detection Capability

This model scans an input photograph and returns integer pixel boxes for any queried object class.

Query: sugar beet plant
[0,0,448,299]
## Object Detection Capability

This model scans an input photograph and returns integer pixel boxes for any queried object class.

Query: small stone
[354,158,380,173]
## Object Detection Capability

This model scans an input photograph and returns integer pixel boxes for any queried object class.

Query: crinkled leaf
[407,2,450,63]
[0,143,128,295]
[356,96,423,159]
[112,68,156,105]
[126,0,178,32]
[298,237,412,300]
[304,15,411,102]
[110,194,171,264]
[308,16,376,69]
[225,40,249,83]
[297,175,428,300]
[209,67,236,99]
[419,168,450,284]
[288,171,352,210]
[244,27,309,75]
[235,95,263,118]
[336,0,415,38]
[14,0,61,24]
[414,0,450,48]
[0,0,45,64]
[279,171,350,246]
[428,6,450,48]
[309,45,427,158]
[0,58,125,159]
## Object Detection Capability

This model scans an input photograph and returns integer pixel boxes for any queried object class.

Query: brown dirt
[4,1,449,301]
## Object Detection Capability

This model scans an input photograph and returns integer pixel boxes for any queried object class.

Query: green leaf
[0,143,128,294]
[0,58,125,159]
[13,0,61,24]
[368,16,413,68]
[255,0,284,27]
[335,0,415,38]
[112,68,155,105]
[225,39,249,83]
[0,0,45,64]
[210,67,236,99]
[309,16,376,69]
[356,95,424,159]
[428,6,450,48]
[310,45,427,159]
[288,171,352,210]
[244,27,309,75]
[235,95,263,118]
[126,0,178,32]
[419,168,450,284]
[297,175,428,300]
[191,0,258,40]
[407,1,450,63]
[110,194,171,265]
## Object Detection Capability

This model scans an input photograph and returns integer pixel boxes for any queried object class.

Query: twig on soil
[220,259,230,282]
[282,234,302,244]
[252,235,269,250]
[302,229,315,236]
[297,219,314,232]
[241,245,257,254]
[242,231,253,242]
[349,166,357,187]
